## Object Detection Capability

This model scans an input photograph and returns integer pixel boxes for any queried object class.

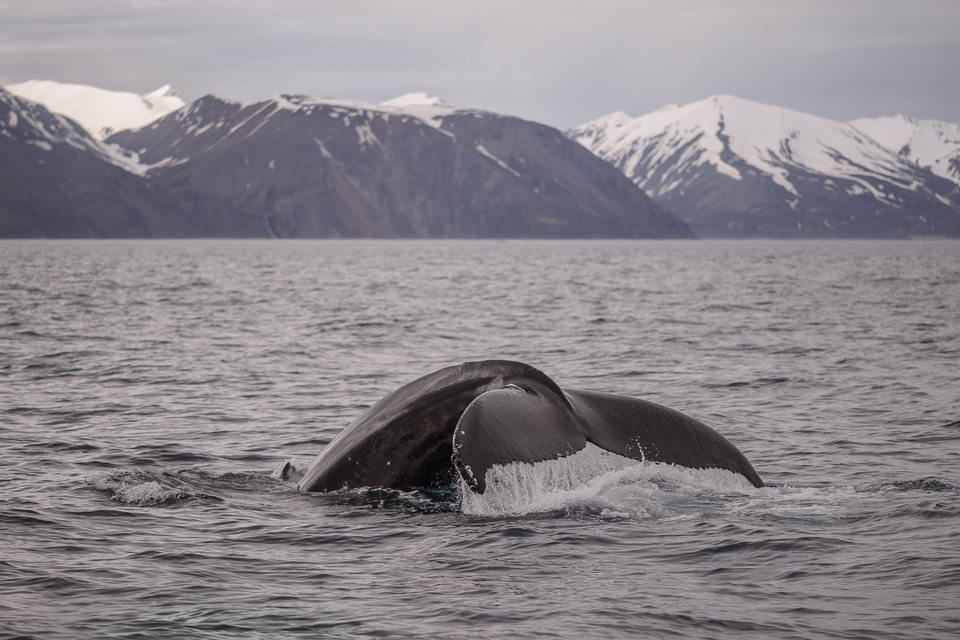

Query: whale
[295,360,763,493]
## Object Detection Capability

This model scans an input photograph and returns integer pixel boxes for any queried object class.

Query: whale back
[297,360,564,492]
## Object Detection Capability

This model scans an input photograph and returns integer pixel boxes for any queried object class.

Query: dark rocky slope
[107,95,691,238]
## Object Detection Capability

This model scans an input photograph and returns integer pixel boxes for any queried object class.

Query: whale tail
[296,360,764,494]
[453,385,764,493]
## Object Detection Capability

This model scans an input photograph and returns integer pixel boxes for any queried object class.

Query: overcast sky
[2,0,957,128]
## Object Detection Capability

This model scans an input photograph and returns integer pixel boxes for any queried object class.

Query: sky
[1,0,958,129]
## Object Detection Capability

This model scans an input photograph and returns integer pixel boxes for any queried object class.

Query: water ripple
[3,239,959,640]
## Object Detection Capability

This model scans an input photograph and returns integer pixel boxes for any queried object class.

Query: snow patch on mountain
[355,121,383,148]
[851,115,960,184]
[5,80,185,140]
[380,92,447,108]
[230,92,462,134]
[475,144,521,178]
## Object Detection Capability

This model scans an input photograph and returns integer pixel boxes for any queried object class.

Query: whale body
[296,360,763,494]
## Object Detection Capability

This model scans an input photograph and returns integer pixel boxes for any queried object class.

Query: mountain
[570,95,960,237]
[0,87,203,237]
[104,93,691,238]
[5,80,185,140]
[850,115,960,187]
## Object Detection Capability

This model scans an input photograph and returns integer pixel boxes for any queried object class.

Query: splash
[459,443,756,518]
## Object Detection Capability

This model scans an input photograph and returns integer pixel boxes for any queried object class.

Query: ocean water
[1,239,958,639]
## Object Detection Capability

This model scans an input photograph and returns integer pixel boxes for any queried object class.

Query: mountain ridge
[570,95,960,237]
[106,92,690,238]
[6,80,185,140]
[1,85,690,238]
[5,81,959,238]
[849,114,960,186]
[0,87,197,237]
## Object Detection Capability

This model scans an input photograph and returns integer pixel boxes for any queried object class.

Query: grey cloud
[1,0,958,127]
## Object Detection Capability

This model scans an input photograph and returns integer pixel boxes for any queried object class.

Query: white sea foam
[88,471,208,506]
[91,473,189,505]
[459,443,756,518]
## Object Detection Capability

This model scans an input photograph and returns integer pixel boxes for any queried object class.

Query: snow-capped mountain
[2,86,110,157]
[12,79,956,239]
[850,115,960,186]
[0,87,188,237]
[5,80,185,140]
[0,84,690,238]
[103,92,689,238]
[571,95,960,237]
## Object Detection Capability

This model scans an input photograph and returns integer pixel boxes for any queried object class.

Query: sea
[1,239,958,639]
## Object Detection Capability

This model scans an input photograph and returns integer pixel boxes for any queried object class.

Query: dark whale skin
[297,360,763,493]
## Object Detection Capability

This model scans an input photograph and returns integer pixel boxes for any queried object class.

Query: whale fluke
[297,360,763,494]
